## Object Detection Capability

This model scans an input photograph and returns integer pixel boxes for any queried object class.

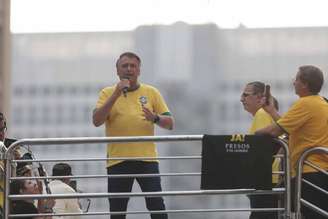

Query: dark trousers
[107,161,167,219]
[249,192,279,219]
[291,172,328,219]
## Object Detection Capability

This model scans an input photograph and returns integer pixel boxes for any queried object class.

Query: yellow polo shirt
[96,84,170,167]
[277,95,328,177]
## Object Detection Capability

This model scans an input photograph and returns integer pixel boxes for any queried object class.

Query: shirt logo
[139,96,148,106]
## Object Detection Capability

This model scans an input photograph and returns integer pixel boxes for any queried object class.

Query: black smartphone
[264,84,271,105]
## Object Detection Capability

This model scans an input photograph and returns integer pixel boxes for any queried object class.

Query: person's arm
[255,123,284,137]
[261,96,281,121]
[36,181,55,219]
[142,106,174,130]
[154,114,174,130]
[93,80,129,127]
[92,90,120,127]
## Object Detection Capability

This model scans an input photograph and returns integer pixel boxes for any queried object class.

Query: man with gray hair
[256,65,328,219]
[93,52,174,219]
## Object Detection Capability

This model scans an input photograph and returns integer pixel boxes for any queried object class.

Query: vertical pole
[0,0,11,120]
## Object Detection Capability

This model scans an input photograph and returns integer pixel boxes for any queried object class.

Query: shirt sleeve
[248,109,273,134]
[152,88,170,115]
[277,99,310,134]
[95,88,111,109]
[252,111,273,131]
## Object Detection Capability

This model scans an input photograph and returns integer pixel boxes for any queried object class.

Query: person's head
[0,112,7,141]
[10,179,39,195]
[52,163,72,184]
[116,52,141,86]
[16,152,33,176]
[16,165,33,177]
[241,81,266,115]
[294,65,324,97]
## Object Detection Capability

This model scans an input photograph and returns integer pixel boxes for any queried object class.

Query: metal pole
[295,147,328,219]
[274,138,291,219]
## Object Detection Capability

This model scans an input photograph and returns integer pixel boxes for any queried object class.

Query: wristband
[153,115,160,123]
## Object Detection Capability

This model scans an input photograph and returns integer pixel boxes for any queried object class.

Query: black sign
[201,135,273,190]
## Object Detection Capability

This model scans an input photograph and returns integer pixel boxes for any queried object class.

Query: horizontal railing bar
[302,179,328,195]
[300,199,328,217]
[12,156,201,163]
[10,154,286,163]
[304,160,328,175]
[11,172,201,180]
[9,188,285,200]
[9,207,286,218]
[11,170,286,181]
[8,135,204,146]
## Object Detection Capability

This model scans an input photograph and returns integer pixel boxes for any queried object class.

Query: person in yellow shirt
[256,65,328,219]
[241,81,280,219]
[93,52,174,219]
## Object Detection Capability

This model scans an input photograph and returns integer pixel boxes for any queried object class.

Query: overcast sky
[11,0,328,33]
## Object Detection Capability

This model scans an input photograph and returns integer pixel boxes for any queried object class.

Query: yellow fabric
[277,95,328,177]
[248,108,280,183]
[248,108,274,134]
[271,158,281,183]
[96,84,170,167]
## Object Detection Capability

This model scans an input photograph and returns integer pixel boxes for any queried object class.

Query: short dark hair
[52,163,72,176]
[247,81,265,94]
[116,52,141,68]
[298,65,324,95]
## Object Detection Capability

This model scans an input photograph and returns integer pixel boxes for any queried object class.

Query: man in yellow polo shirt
[93,52,174,219]
[241,81,280,219]
[256,65,328,219]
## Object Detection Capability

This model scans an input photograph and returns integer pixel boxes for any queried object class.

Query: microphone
[123,87,128,97]
[122,77,129,97]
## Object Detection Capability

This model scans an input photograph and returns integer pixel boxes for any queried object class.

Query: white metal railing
[2,135,291,218]
[0,141,7,219]
[294,146,328,219]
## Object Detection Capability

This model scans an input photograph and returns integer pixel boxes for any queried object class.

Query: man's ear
[301,81,309,90]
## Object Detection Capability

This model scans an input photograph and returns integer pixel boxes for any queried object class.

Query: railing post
[0,141,7,219]
[294,147,328,219]
[273,138,292,219]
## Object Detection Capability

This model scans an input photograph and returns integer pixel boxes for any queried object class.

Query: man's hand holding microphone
[116,77,130,97]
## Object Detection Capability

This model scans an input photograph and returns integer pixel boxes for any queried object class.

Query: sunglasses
[241,92,256,97]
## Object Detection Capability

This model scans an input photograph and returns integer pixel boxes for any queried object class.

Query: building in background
[9,23,328,219]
